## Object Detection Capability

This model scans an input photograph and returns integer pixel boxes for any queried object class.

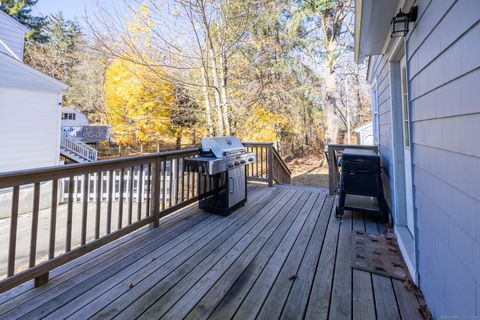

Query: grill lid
[201,136,245,158]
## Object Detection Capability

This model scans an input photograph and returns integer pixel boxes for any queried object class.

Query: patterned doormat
[350,230,408,280]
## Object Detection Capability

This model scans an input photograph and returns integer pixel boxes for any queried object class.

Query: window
[401,66,410,148]
[371,82,379,144]
[62,112,76,120]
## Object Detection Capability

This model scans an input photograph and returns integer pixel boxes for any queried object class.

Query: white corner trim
[354,0,364,63]
[0,38,21,61]
[396,227,418,284]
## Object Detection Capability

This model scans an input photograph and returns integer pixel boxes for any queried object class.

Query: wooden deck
[0,184,424,320]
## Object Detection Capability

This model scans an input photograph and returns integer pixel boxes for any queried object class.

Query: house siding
[369,0,480,318]
[0,12,26,59]
[0,88,61,172]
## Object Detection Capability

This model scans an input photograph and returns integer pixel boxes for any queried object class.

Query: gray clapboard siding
[409,0,479,79]
[412,68,480,122]
[410,21,480,99]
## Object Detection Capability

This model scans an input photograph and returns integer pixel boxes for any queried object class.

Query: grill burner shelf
[184,136,255,215]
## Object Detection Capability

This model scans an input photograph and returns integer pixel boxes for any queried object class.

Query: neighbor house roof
[354,0,400,63]
[0,52,68,92]
[0,9,30,33]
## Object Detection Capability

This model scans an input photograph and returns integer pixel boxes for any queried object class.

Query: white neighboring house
[61,107,89,137]
[354,122,373,145]
[0,10,68,173]
[61,107,89,127]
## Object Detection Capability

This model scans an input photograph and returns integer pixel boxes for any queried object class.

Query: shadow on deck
[0,184,423,319]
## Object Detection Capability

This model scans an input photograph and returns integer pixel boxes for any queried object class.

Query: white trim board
[396,225,417,283]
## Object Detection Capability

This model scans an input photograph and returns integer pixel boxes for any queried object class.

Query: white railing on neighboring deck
[59,162,176,203]
[60,133,98,162]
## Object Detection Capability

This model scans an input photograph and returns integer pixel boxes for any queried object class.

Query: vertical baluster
[186,166,191,200]
[118,168,125,228]
[261,147,264,178]
[168,160,173,208]
[137,165,143,220]
[49,179,58,259]
[255,147,259,177]
[66,176,74,252]
[267,145,273,187]
[251,147,254,177]
[95,172,101,239]
[128,166,134,224]
[180,158,185,203]
[107,170,113,234]
[146,163,151,216]
[81,174,88,245]
[7,186,19,276]
[192,171,197,197]
[162,160,166,211]
[29,182,40,267]
[174,159,179,206]
[150,158,161,227]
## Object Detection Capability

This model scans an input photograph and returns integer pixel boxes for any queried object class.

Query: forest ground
[286,155,329,189]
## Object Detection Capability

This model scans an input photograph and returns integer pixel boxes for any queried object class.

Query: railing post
[150,157,161,227]
[327,145,335,195]
[267,144,273,187]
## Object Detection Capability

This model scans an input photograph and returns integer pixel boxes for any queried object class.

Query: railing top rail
[0,148,200,188]
[242,142,274,146]
[327,144,378,150]
[271,147,292,175]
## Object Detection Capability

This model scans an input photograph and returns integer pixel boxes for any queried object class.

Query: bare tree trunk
[208,47,224,136]
[176,129,182,149]
[199,0,224,136]
[219,49,230,135]
[191,129,197,145]
[201,65,215,137]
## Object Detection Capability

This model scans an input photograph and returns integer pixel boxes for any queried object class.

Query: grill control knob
[240,159,246,164]
[234,161,240,166]
[248,158,254,162]
[227,162,233,168]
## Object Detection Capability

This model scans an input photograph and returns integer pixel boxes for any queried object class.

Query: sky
[32,0,121,27]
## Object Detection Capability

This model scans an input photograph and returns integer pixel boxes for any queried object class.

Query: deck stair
[60,132,98,163]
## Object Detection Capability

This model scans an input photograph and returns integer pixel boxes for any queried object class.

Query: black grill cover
[341,148,380,174]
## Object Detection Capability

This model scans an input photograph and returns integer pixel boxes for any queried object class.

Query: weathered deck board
[0,184,423,320]
[352,212,376,320]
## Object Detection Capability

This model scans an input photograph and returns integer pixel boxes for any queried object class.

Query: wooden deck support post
[34,273,49,287]
[150,158,161,227]
[327,145,336,195]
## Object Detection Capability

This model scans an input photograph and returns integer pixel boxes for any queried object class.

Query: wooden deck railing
[0,142,291,293]
[243,142,291,186]
[326,144,379,195]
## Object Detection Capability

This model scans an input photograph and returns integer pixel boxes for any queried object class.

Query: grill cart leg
[336,181,346,218]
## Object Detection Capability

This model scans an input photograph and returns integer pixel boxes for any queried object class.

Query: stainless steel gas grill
[184,136,255,215]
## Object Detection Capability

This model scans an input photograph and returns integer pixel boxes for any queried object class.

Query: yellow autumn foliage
[104,57,175,147]
[237,106,290,143]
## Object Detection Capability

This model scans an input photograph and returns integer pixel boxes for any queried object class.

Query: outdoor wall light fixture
[391,6,418,37]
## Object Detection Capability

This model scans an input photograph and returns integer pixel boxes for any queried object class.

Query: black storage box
[336,148,387,221]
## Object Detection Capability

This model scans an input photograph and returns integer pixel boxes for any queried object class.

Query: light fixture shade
[390,7,418,38]
[391,14,409,37]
